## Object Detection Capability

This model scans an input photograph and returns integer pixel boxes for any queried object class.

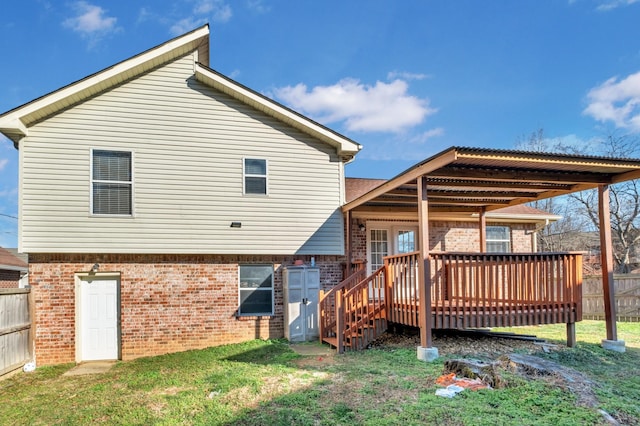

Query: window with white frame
[486,226,511,252]
[92,150,132,215]
[238,265,274,315]
[244,158,267,195]
[397,229,416,254]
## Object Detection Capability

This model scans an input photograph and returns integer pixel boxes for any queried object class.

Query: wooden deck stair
[319,267,388,353]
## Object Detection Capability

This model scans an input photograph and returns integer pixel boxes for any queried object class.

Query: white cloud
[170,0,232,35]
[0,159,7,172]
[595,0,639,11]
[0,187,18,198]
[273,78,437,133]
[583,71,640,133]
[408,128,445,144]
[62,1,120,48]
[387,71,430,81]
[170,17,207,36]
[246,0,271,14]
[63,2,118,34]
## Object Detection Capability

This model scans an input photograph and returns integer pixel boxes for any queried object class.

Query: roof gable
[0,25,210,144]
[194,64,360,159]
[0,26,361,160]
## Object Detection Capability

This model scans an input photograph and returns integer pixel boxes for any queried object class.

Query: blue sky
[1,0,640,247]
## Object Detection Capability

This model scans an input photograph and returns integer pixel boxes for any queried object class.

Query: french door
[367,223,418,275]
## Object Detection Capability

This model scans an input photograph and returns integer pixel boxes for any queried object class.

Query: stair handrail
[339,266,387,352]
[319,265,367,346]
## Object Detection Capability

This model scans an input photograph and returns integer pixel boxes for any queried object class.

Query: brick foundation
[28,253,344,365]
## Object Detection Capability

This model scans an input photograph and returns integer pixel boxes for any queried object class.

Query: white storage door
[285,269,306,342]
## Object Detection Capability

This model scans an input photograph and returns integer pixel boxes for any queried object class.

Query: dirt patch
[370,330,604,416]
[369,329,544,358]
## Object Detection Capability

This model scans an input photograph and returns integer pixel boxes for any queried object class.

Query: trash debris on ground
[435,372,491,397]
[23,362,36,373]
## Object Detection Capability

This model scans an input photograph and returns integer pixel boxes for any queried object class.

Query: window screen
[238,265,274,315]
[486,226,511,252]
[92,150,132,215]
[244,158,267,195]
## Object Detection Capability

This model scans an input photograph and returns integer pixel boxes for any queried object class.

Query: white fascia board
[479,212,562,224]
[0,119,28,145]
[0,26,210,138]
[353,210,562,224]
[194,64,362,159]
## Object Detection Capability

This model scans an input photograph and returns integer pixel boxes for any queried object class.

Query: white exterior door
[79,276,119,361]
[284,267,320,342]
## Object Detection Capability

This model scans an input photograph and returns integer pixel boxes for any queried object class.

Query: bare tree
[560,132,640,273]
[516,129,590,253]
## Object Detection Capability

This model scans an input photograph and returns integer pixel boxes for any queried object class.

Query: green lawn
[1,321,638,425]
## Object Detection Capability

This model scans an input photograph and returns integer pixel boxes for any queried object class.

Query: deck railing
[385,251,421,327]
[321,251,583,352]
[319,265,367,347]
[386,251,583,329]
[339,266,387,352]
[430,252,583,328]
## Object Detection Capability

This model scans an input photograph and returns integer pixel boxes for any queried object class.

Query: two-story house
[0,25,361,365]
[5,25,623,366]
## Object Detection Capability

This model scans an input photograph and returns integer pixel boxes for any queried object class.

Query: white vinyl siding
[20,53,345,254]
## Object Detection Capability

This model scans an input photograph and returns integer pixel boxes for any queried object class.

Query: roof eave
[0,264,28,272]
[342,147,459,211]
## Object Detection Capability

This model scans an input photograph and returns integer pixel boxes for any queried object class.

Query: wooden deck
[321,251,583,353]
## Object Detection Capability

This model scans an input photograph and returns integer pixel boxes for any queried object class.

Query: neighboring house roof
[0,25,361,160]
[346,178,388,203]
[0,247,28,272]
[345,177,561,223]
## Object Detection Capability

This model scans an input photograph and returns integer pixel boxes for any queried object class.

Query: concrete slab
[63,361,116,376]
[289,342,334,357]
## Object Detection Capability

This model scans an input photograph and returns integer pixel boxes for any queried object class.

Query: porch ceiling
[343,146,640,214]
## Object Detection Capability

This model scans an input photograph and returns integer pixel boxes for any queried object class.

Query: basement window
[238,265,274,316]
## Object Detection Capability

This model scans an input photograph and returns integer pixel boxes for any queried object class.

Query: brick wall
[0,270,21,288]
[28,253,344,365]
[350,219,535,259]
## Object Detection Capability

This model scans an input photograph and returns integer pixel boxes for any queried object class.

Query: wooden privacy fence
[583,274,640,321]
[0,288,32,377]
